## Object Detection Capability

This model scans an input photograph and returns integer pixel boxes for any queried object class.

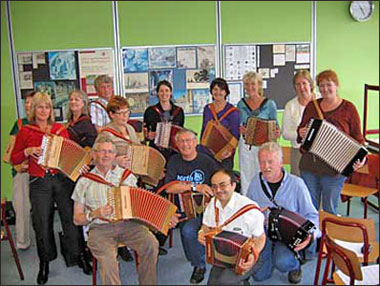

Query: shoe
[190,267,206,284]
[288,268,302,284]
[77,253,92,275]
[118,247,134,262]
[159,247,168,256]
[37,261,49,285]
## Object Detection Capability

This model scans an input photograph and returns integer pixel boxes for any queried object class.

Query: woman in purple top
[200,78,240,170]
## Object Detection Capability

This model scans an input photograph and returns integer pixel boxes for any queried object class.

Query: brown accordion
[205,229,256,275]
[154,122,183,152]
[170,192,211,222]
[38,134,92,181]
[106,186,177,235]
[127,119,145,143]
[245,116,277,147]
[123,145,166,187]
[201,121,238,161]
[301,119,368,176]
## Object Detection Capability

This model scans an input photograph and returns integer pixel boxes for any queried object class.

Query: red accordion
[170,191,211,222]
[245,116,277,147]
[154,122,183,152]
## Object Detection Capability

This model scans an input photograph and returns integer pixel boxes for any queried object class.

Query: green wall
[1,1,379,199]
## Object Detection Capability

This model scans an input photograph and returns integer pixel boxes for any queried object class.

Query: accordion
[245,116,277,147]
[268,207,315,252]
[123,144,166,187]
[154,122,183,152]
[106,186,177,235]
[38,135,92,181]
[301,118,368,176]
[205,229,256,275]
[201,121,238,161]
[127,119,145,143]
[170,192,211,222]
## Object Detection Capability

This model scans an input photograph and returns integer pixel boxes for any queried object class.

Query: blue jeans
[179,215,205,268]
[300,171,346,214]
[252,237,300,281]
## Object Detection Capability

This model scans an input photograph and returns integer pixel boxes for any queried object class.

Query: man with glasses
[164,129,219,284]
[197,168,266,285]
[72,138,178,285]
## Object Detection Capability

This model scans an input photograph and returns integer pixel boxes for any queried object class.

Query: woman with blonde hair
[237,72,279,195]
[11,92,85,284]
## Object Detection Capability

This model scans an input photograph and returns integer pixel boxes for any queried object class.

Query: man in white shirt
[198,169,266,285]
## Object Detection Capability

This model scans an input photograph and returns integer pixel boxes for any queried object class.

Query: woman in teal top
[237,72,279,195]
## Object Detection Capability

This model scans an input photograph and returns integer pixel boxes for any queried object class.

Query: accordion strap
[90,100,108,112]
[312,99,324,120]
[16,118,23,130]
[102,128,133,145]
[209,104,238,123]
[156,180,190,195]
[215,203,261,228]
[259,172,279,208]
[82,168,133,187]
[68,115,91,127]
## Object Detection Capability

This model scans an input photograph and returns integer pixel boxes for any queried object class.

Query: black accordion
[301,118,368,176]
[268,207,315,252]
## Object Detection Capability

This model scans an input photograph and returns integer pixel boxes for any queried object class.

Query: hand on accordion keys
[79,164,90,176]
[294,233,312,252]
[195,184,214,198]
[24,146,42,160]
[146,131,156,141]
[237,250,257,274]
[169,213,181,229]
[353,156,367,172]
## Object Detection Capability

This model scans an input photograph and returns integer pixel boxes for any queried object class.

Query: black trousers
[29,173,81,262]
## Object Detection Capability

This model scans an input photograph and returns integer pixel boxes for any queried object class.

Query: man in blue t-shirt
[165,128,219,284]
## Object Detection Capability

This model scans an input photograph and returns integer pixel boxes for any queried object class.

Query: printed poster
[123,48,149,72]
[197,46,215,70]
[177,47,196,69]
[225,45,257,81]
[296,44,310,64]
[48,51,76,80]
[149,47,176,69]
[124,73,149,93]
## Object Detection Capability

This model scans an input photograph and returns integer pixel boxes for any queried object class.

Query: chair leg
[92,256,97,286]
[314,238,325,285]
[364,197,368,218]
[321,255,332,286]
[346,198,351,216]
[2,204,24,280]
[169,228,173,248]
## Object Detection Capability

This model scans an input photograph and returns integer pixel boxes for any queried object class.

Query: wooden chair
[323,235,379,285]
[341,153,379,218]
[92,243,139,286]
[1,198,24,280]
[314,211,379,285]
[281,146,291,166]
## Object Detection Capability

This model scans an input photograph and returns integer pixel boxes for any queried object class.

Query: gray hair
[94,75,113,91]
[92,137,116,153]
[67,89,90,119]
[258,142,283,163]
[174,128,197,143]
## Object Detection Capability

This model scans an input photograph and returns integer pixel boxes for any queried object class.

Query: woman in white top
[282,70,319,176]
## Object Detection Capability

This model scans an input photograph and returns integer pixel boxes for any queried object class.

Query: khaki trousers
[88,220,158,285]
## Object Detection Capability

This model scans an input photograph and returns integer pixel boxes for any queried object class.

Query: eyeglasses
[211,181,231,191]
[177,138,195,145]
[95,149,116,155]
[115,110,131,116]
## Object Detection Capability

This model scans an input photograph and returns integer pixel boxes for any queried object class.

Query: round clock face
[350,1,374,22]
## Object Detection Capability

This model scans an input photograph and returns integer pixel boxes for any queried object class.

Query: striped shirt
[71,165,137,226]
[89,97,111,127]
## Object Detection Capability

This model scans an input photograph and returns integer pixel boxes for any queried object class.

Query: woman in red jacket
[11,92,83,284]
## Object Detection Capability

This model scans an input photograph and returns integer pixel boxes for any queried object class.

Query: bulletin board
[121,44,217,117]
[15,48,115,122]
[223,42,311,109]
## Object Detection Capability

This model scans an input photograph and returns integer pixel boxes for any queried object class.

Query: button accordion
[301,118,368,176]
[38,134,92,181]
[201,121,238,161]
[245,116,277,147]
[106,186,177,235]
[268,207,315,252]
[170,191,211,222]
[154,122,183,152]
[123,144,166,187]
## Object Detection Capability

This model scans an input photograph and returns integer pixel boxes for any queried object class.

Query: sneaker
[159,247,168,256]
[190,267,206,284]
[118,247,134,262]
[288,268,302,284]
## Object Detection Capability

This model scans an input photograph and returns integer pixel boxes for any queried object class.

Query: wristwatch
[190,184,197,193]
[86,212,93,222]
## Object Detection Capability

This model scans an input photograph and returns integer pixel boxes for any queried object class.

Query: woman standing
[237,72,279,195]
[282,70,319,176]
[11,93,83,284]
[200,77,240,170]
[297,69,366,214]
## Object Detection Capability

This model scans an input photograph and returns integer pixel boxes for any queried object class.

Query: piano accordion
[38,134,92,181]
[106,186,177,235]
[170,192,211,222]
[201,121,238,161]
[154,122,183,152]
[205,229,256,275]
[268,207,315,252]
[123,144,166,187]
[245,116,277,147]
[301,118,368,176]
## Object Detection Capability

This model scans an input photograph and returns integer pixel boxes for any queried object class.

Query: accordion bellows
[38,135,92,181]
[205,229,255,275]
[301,118,368,176]
[171,192,211,221]
[245,116,277,146]
[107,186,177,235]
[154,122,183,152]
[201,121,238,161]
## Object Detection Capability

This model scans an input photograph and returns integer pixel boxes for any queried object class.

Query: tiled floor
[1,195,379,285]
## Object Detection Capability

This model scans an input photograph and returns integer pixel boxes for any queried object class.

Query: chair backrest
[325,235,363,283]
[281,146,291,166]
[319,211,375,264]
[368,154,379,181]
